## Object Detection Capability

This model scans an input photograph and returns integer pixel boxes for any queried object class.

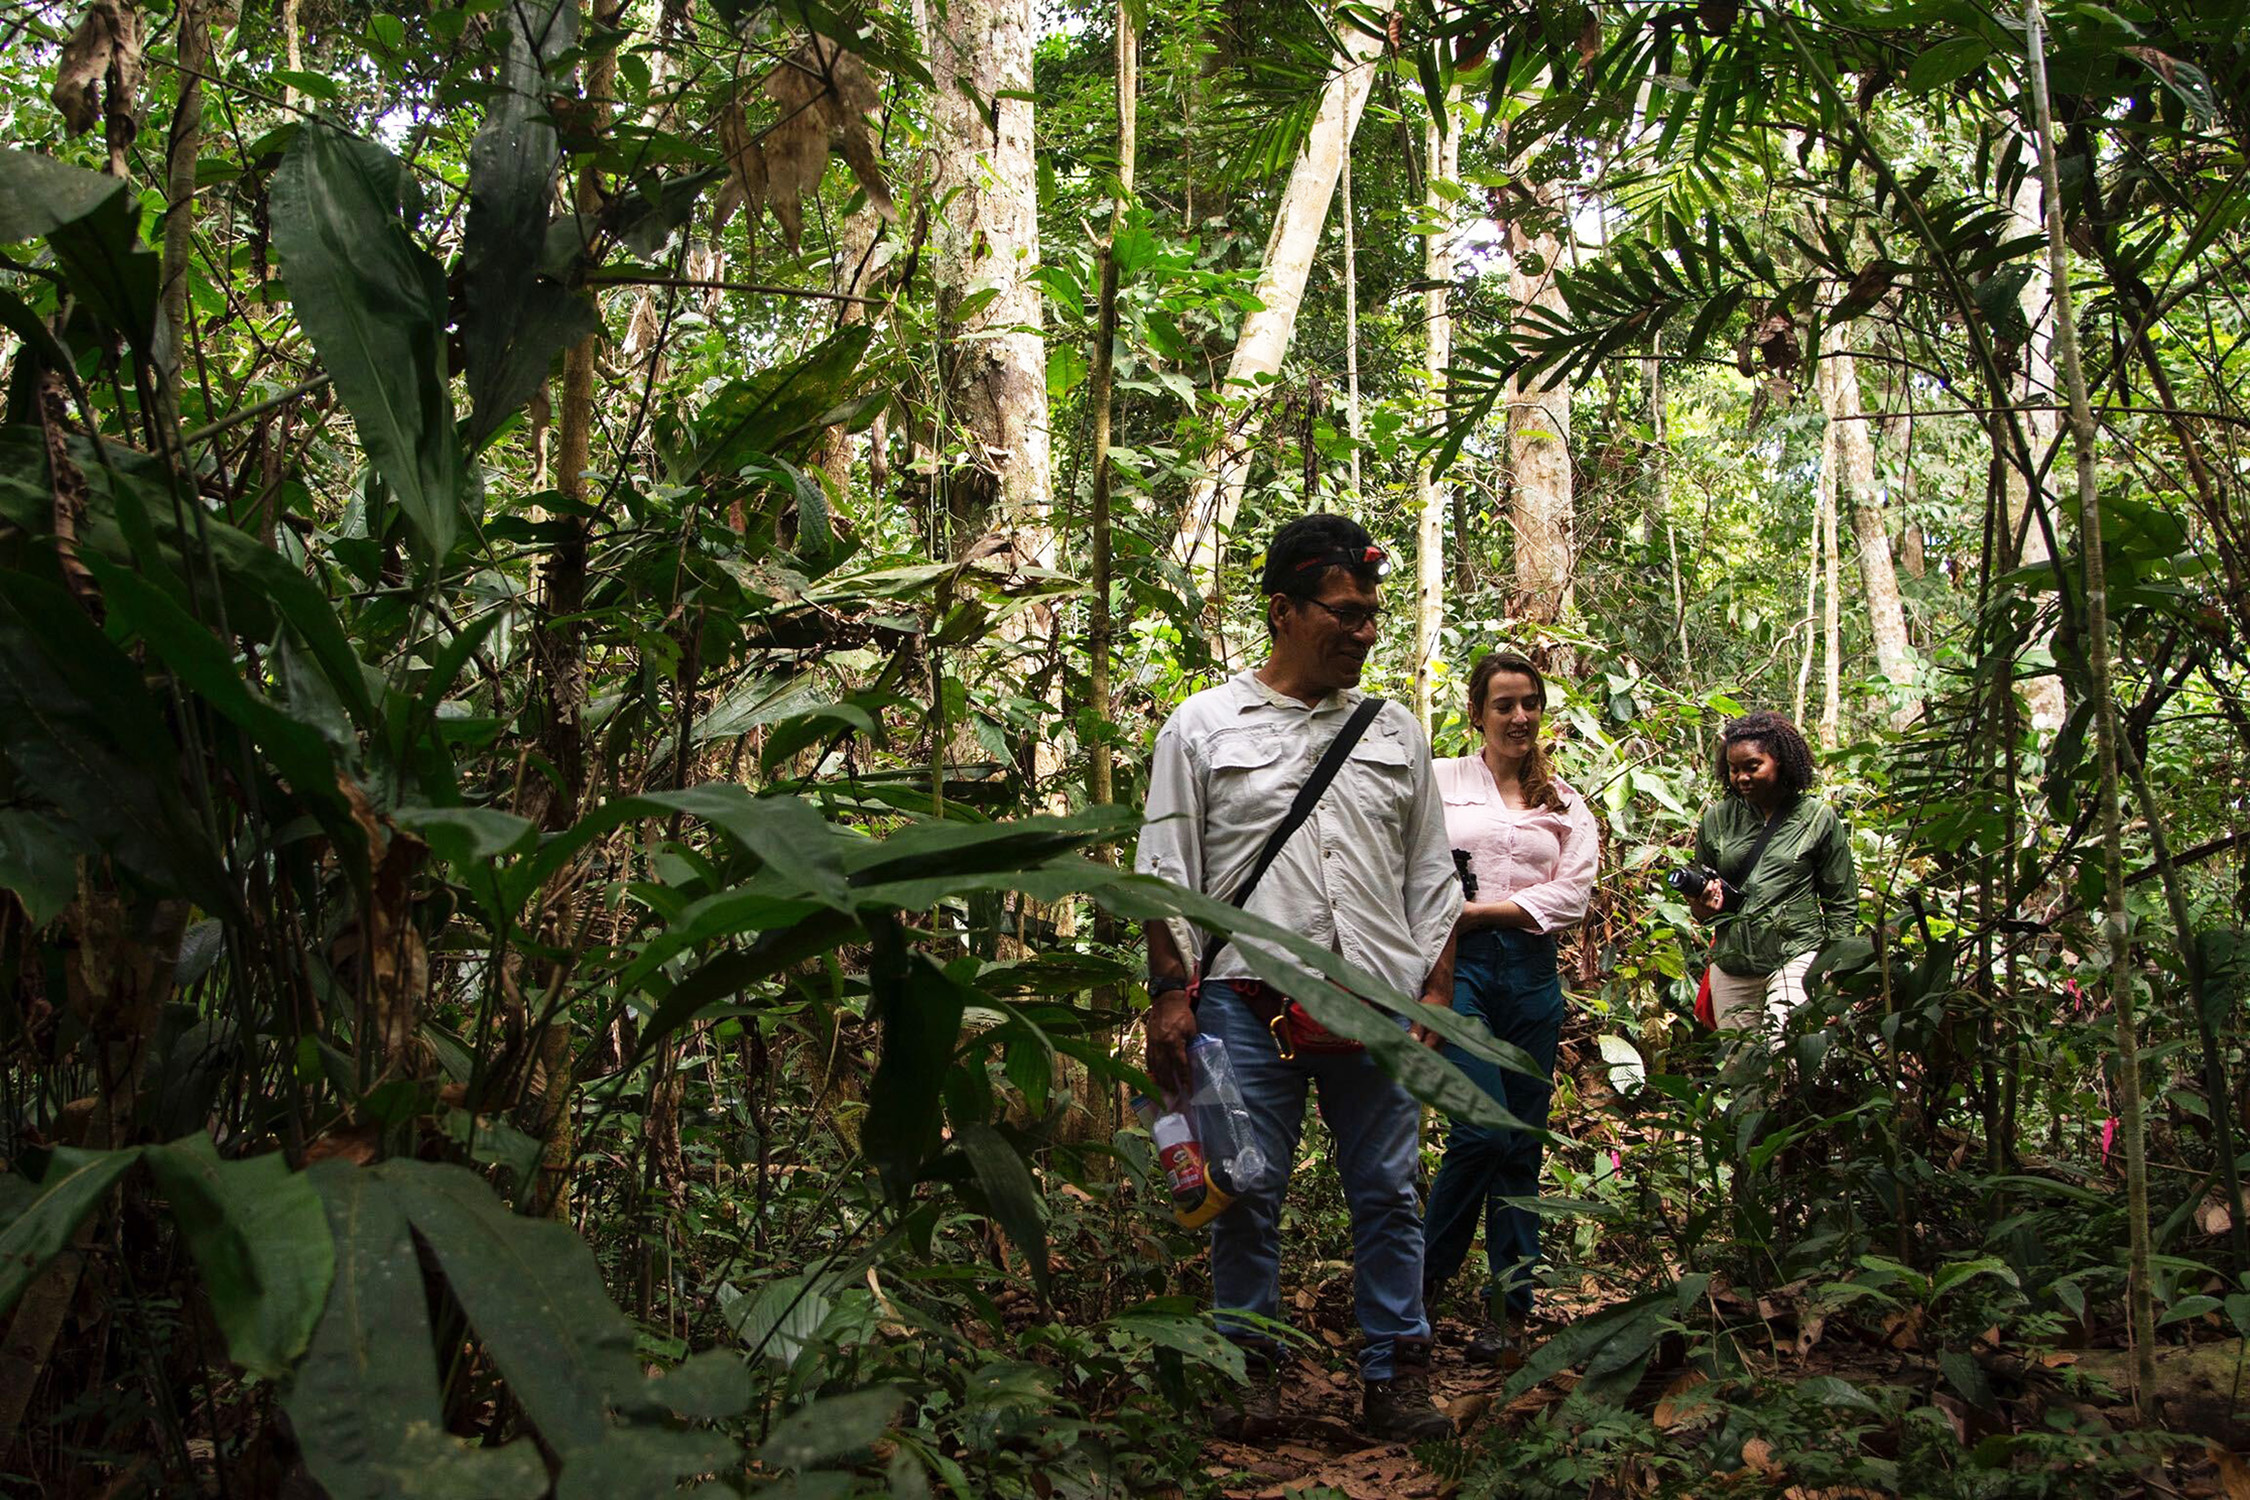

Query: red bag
[1224,978,1366,1059]
[1693,934,1718,1029]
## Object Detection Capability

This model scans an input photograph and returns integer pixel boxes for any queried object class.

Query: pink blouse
[1434,755,1600,935]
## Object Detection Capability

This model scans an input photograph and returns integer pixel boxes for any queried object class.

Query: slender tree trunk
[2026,0,2156,1415]
[1173,2,1393,595]
[1088,6,1136,820]
[1342,149,1362,507]
[1819,415,1842,747]
[1794,484,1821,727]
[1819,325,1914,724]
[158,0,207,396]
[1412,108,1456,729]
[2004,159,2070,731]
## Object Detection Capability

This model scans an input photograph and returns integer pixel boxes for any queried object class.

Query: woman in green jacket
[1687,712,1858,1032]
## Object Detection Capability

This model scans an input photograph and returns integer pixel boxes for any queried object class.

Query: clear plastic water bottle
[1187,1035,1271,1196]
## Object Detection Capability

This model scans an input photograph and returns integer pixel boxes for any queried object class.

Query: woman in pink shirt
[1421,653,1598,1365]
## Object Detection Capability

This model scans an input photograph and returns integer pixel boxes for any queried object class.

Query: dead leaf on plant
[1742,1437,1783,1477]
[1653,1370,1711,1431]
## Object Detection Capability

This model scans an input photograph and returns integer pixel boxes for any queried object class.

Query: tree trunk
[1342,149,1362,507]
[1412,108,1456,730]
[2004,159,2069,732]
[1173,3,1392,594]
[1087,2,1136,823]
[158,0,208,395]
[2026,0,2156,1415]
[1506,194,1573,657]
[1818,403,1841,748]
[1794,478,1821,728]
[926,0,1052,562]
[1819,324,1914,724]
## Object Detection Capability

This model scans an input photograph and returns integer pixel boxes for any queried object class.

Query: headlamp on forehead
[1291,543,1391,580]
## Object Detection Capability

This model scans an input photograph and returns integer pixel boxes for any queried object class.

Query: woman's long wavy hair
[1467,652,1568,813]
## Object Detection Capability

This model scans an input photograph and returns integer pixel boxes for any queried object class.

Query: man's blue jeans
[1421,928,1563,1320]
[1197,979,1430,1380]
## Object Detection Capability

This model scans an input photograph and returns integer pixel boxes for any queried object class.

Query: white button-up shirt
[1433,755,1599,934]
[1134,671,1460,998]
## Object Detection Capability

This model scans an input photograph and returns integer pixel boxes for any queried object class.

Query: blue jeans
[1421,928,1564,1320]
[1197,980,1429,1380]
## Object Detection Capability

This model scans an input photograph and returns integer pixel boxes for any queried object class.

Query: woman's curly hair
[1715,711,1817,798]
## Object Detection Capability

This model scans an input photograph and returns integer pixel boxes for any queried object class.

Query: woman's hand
[1461,898,1535,931]
[1686,878,1724,923]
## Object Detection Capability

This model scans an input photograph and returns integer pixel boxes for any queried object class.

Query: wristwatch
[1148,974,1190,1002]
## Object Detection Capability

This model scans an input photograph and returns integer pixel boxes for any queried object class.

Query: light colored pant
[1707,951,1816,1034]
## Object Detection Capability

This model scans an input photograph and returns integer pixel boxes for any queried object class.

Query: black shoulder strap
[1199,696,1387,977]
[1730,797,1794,899]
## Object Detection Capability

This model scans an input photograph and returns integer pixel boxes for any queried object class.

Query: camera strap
[1198,695,1387,979]
[1727,798,1794,905]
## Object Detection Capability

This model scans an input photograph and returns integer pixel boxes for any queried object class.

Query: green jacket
[1694,795,1858,977]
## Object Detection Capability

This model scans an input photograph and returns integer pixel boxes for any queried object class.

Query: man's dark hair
[1715,711,1818,797]
[1260,513,1384,602]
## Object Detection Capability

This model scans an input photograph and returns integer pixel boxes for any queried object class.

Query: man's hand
[1409,990,1451,1050]
[1687,877,1724,923]
[1147,990,1199,1097]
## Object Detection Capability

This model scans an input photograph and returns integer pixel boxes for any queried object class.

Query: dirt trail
[1197,1320,1540,1499]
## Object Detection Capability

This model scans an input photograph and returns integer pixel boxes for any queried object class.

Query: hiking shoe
[1362,1339,1454,1442]
[1213,1347,1284,1442]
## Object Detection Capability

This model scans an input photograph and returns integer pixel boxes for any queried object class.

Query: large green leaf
[0,1146,141,1317]
[272,119,467,559]
[460,0,598,449]
[955,1123,1050,1301]
[0,150,158,350]
[861,936,970,1203]
[379,1159,647,1453]
[284,1163,547,1500]
[143,1136,335,1381]
[0,576,234,912]
[758,1387,906,1470]
[0,148,125,242]
[553,1428,743,1500]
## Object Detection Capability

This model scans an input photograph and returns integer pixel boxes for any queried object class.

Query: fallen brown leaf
[1742,1437,1782,1477]
[2215,1445,2250,1500]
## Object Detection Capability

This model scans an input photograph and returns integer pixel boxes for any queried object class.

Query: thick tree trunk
[1412,110,1456,730]
[1507,198,1573,657]
[926,0,1052,562]
[1173,3,1392,595]
[2005,163,2069,732]
[1818,325,1914,724]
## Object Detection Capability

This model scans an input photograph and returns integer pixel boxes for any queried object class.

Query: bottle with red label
[1150,1112,1207,1211]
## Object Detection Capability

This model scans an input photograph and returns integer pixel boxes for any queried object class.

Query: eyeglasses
[1300,598,1385,632]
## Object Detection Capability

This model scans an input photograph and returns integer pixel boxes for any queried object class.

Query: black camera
[1665,863,1733,907]
[1452,848,1478,901]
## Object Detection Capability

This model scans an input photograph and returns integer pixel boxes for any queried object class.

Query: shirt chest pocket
[1341,730,1415,822]
[1205,729,1288,835]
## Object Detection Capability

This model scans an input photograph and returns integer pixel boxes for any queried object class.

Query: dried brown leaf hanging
[717,40,895,256]
[51,0,144,164]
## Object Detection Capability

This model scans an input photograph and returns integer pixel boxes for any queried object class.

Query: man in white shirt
[1136,513,1460,1443]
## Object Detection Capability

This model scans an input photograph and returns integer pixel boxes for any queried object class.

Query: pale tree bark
[1412,107,1457,730]
[1794,459,1823,729]
[2005,160,2069,731]
[926,0,1052,563]
[1173,2,1393,597]
[2027,0,2155,1415]
[1507,195,1574,657]
[1818,403,1841,748]
[1341,149,1362,506]
[1818,324,1915,725]
[1883,410,1926,578]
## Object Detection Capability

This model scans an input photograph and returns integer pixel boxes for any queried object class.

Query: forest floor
[1190,1290,2250,1499]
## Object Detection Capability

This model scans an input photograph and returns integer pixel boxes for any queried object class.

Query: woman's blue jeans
[1196,980,1429,1380]
[1421,927,1564,1320]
